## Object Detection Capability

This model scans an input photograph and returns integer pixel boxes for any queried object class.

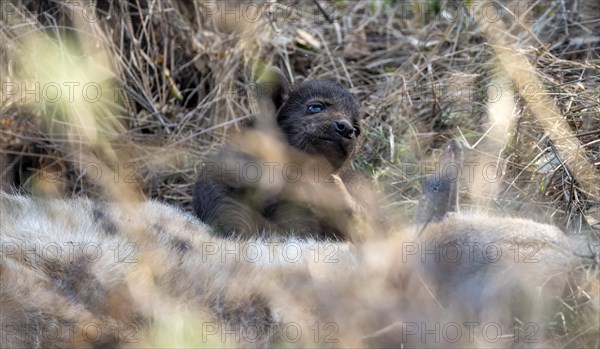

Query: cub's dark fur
[193,70,379,240]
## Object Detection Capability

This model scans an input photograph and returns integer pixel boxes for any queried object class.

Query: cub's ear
[256,67,290,113]
[413,139,463,235]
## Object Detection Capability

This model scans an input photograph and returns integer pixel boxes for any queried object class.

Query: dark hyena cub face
[274,79,362,170]
[193,69,376,240]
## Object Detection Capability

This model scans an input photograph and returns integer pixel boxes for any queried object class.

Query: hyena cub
[193,69,380,241]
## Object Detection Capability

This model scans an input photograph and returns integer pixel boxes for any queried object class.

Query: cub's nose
[332,120,354,139]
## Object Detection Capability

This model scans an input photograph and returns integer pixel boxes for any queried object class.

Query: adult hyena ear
[414,139,463,235]
[256,67,290,114]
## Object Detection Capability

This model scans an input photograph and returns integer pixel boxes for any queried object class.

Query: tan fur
[0,192,591,348]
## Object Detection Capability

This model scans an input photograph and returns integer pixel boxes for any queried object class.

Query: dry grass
[1,0,598,226]
[3,0,597,235]
[0,0,599,347]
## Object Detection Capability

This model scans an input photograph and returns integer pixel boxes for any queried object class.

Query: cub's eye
[306,103,324,113]
[353,126,361,136]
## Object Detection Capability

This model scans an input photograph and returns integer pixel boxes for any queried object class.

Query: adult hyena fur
[0,192,594,348]
[193,69,381,241]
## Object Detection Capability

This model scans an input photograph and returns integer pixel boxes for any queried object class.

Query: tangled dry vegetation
[1,0,599,234]
[1,0,599,237]
[0,0,599,348]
